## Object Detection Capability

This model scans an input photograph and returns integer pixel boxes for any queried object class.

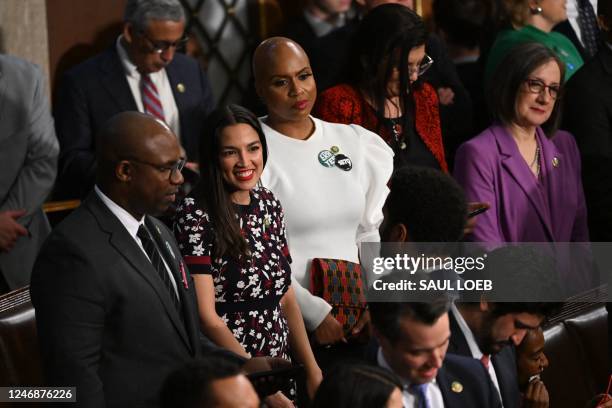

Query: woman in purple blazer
[454,42,589,243]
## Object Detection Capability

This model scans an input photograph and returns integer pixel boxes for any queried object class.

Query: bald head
[252,37,308,86]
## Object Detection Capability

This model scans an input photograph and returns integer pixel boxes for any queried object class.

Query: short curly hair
[383,166,467,243]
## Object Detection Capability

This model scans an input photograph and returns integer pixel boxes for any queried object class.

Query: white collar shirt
[377,347,445,408]
[116,36,181,142]
[450,304,504,406]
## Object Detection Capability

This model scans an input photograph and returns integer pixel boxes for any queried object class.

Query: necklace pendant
[400,141,407,150]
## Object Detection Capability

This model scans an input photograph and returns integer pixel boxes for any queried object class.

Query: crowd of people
[1,0,611,407]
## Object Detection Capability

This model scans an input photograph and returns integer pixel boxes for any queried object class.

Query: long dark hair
[311,364,402,408]
[487,42,566,136]
[196,104,268,259]
[349,4,427,128]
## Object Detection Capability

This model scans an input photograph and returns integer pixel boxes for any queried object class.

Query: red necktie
[481,354,490,369]
[142,74,165,121]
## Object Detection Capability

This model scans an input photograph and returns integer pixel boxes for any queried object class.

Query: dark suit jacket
[563,44,612,241]
[371,347,502,407]
[30,192,224,407]
[54,46,214,199]
[448,311,520,408]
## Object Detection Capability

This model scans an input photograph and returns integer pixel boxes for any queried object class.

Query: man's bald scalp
[252,37,308,84]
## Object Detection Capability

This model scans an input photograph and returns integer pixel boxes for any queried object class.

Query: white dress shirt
[115,36,181,141]
[377,347,446,408]
[95,185,179,298]
[450,304,504,406]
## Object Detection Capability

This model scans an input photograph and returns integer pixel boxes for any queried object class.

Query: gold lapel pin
[177,83,185,93]
[552,157,560,167]
[451,381,463,393]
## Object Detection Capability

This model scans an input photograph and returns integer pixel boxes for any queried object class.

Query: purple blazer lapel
[493,126,554,239]
[538,128,564,239]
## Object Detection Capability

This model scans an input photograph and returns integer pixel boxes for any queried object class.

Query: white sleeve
[352,125,394,245]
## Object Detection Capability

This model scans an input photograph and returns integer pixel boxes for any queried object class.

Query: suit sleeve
[454,141,504,243]
[54,72,97,198]
[0,65,58,213]
[30,237,106,408]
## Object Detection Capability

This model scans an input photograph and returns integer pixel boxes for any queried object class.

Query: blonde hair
[503,0,532,27]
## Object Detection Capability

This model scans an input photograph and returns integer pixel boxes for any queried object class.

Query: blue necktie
[409,383,430,408]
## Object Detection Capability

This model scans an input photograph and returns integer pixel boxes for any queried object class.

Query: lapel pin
[335,153,353,171]
[330,145,340,154]
[318,150,336,167]
[552,157,559,167]
[177,83,185,93]
[179,262,189,289]
[451,381,463,393]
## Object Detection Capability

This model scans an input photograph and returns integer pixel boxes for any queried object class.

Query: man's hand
[0,210,28,252]
[437,87,455,106]
[351,310,370,337]
[313,312,345,345]
[523,379,549,408]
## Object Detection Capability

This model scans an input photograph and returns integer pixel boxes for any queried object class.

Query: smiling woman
[172,104,322,402]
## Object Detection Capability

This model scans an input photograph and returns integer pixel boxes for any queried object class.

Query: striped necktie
[142,74,165,121]
[409,383,430,408]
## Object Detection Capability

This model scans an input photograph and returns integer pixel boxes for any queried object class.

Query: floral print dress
[174,187,292,360]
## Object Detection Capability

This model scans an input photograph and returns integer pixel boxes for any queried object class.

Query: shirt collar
[116,35,141,79]
[450,304,484,359]
[95,185,144,239]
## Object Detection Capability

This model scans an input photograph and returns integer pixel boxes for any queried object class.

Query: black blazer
[563,45,612,241]
[54,46,214,199]
[448,311,521,408]
[30,192,224,407]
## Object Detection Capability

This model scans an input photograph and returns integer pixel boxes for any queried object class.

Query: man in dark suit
[369,296,502,407]
[54,0,214,199]
[449,247,563,408]
[31,112,238,407]
[563,0,612,242]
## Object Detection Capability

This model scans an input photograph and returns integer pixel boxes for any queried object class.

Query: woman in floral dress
[173,104,321,402]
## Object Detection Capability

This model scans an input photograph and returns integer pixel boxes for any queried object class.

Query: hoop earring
[530,6,543,14]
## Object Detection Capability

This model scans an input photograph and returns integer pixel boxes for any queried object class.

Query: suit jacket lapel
[448,311,471,355]
[0,63,6,121]
[538,129,563,240]
[437,365,464,407]
[166,62,185,129]
[99,47,139,111]
[86,193,192,351]
[494,126,554,239]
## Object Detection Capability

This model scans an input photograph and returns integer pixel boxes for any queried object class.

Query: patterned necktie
[481,354,491,370]
[141,74,165,121]
[137,224,181,313]
[409,383,430,408]
[577,0,600,58]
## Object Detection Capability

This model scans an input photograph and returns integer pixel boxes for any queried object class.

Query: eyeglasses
[408,54,434,77]
[138,31,189,54]
[524,78,561,100]
[128,157,186,180]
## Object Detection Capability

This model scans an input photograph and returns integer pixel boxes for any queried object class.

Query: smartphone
[468,206,489,218]
[247,364,303,398]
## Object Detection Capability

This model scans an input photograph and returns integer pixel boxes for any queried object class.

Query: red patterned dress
[174,187,292,359]
[314,83,448,172]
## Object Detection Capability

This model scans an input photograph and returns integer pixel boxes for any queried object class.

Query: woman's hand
[306,367,323,400]
[313,312,346,345]
[523,379,549,408]
[351,310,370,337]
[264,391,294,408]
[464,202,491,236]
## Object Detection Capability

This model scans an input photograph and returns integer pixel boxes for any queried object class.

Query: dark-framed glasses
[128,157,186,180]
[139,31,189,54]
[524,78,561,100]
[408,54,434,77]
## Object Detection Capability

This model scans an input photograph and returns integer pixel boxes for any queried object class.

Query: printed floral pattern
[174,187,292,360]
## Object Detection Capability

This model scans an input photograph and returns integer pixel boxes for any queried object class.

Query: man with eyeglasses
[54,0,214,200]
[31,112,277,408]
